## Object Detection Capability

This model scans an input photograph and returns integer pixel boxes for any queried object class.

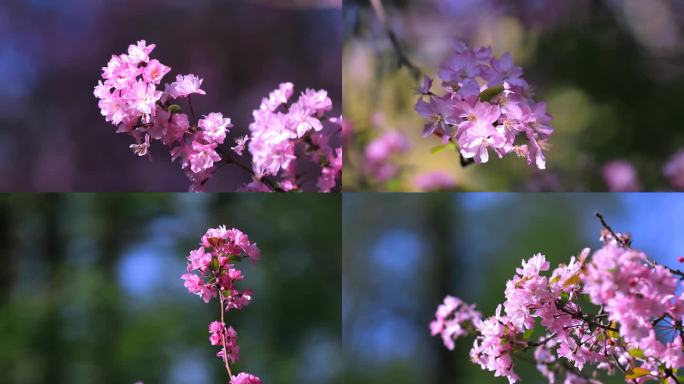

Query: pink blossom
[199,113,232,145]
[187,141,221,174]
[231,135,249,156]
[231,373,262,384]
[430,295,481,350]
[165,74,206,98]
[142,59,171,84]
[126,40,155,64]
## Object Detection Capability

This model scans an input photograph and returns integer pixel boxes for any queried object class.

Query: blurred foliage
[343,193,684,383]
[343,0,684,191]
[0,193,341,384]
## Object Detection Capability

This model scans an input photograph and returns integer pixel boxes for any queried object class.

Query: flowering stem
[369,0,422,80]
[218,290,234,379]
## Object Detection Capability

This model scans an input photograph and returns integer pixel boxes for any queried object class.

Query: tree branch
[369,0,422,80]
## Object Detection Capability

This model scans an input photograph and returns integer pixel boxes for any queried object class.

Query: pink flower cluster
[431,221,684,383]
[94,41,235,190]
[181,225,261,383]
[429,295,481,350]
[416,42,553,169]
[248,82,342,192]
[95,41,341,192]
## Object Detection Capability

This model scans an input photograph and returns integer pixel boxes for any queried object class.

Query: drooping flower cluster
[248,82,342,192]
[95,41,340,192]
[431,217,684,383]
[415,42,553,169]
[181,226,261,384]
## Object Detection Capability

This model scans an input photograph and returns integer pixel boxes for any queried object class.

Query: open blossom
[247,83,341,191]
[181,226,261,382]
[165,74,206,98]
[199,113,232,145]
[432,219,684,383]
[416,41,553,169]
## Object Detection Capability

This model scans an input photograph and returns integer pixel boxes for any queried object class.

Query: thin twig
[218,290,234,379]
[595,212,629,247]
[188,95,198,126]
[369,0,422,80]
[216,147,284,192]
[596,212,684,278]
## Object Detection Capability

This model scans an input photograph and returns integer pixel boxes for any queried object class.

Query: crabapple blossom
[181,225,261,382]
[247,83,342,191]
[95,41,340,192]
[416,41,553,169]
[431,214,684,383]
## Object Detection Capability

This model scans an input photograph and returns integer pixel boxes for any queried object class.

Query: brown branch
[216,147,285,192]
[369,0,422,80]
[594,212,630,247]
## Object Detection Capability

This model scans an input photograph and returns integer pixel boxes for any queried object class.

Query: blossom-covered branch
[94,40,341,192]
[181,226,262,384]
[431,214,684,383]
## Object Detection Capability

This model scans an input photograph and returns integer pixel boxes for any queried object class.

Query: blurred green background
[343,0,684,191]
[0,193,341,384]
[343,193,684,382]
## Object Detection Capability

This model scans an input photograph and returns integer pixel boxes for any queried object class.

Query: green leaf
[212,258,219,270]
[430,142,456,154]
[628,349,645,359]
[167,104,182,113]
[479,85,504,102]
[625,367,650,379]
[523,329,534,340]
